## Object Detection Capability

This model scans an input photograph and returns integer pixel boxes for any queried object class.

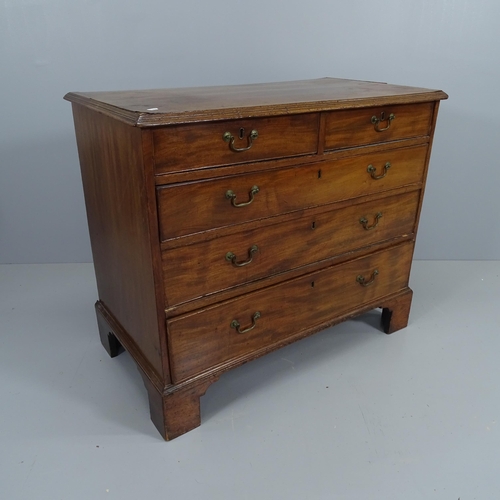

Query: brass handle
[230,311,261,334]
[371,113,395,132]
[223,129,259,152]
[359,212,383,230]
[367,162,391,180]
[225,185,259,207]
[226,245,259,267]
[356,269,379,287]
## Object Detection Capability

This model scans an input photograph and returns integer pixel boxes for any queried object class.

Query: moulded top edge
[64,78,448,127]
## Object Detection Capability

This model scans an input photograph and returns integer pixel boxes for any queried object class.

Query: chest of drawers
[65,78,447,440]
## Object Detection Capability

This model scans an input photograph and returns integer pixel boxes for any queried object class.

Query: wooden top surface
[64,78,448,127]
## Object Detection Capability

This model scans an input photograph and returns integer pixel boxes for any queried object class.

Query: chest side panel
[71,104,166,381]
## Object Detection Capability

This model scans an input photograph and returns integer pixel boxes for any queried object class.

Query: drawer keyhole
[311,281,315,287]
[239,128,245,140]
[311,221,316,230]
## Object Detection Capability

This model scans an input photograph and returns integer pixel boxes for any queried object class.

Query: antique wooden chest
[65,78,447,439]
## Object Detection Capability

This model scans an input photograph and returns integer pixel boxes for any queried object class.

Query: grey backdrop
[1,0,499,264]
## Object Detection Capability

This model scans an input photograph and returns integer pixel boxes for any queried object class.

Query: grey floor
[1,261,499,500]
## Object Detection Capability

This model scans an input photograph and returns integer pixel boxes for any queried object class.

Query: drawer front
[325,102,433,151]
[163,191,420,306]
[158,145,427,240]
[153,114,319,174]
[167,242,414,382]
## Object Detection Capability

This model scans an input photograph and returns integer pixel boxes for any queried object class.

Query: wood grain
[162,190,420,306]
[325,102,433,150]
[157,144,428,240]
[153,114,319,173]
[154,136,431,186]
[167,242,414,382]
[381,288,413,334]
[66,78,446,440]
[71,104,166,381]
[140,370,219,440]
[64,78,447,126]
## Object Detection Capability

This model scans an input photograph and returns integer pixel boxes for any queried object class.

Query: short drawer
[153,114,319,174]
[167,242,414,382]
[157,144,427,240]
[324,102,433,151]
[162,190,420,306]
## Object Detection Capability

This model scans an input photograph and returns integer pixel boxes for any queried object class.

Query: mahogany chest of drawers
[65,78,447,440]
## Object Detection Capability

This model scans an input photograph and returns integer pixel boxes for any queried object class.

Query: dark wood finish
[167,242,414,382]
[162,190,420,306]
[95,301,165,390]
[140,370,219,440]
[157,145,428,240]
[139,129,173,386]
[324,102,433,150]
[411,101,442,240]
[153,114,319,173]
[154,136,431,186]
[71,105,167,380]
[66,78,446,439]
[164,234,415,319]
[64,78,447,126]
[381,288,414,334]
[160,184,421,251]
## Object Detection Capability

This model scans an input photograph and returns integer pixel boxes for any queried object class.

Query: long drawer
[162,190,420,306]
[167,242,414,382]
[324,102,433,151]
[153,114,319,174]
[157,145,428,240]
